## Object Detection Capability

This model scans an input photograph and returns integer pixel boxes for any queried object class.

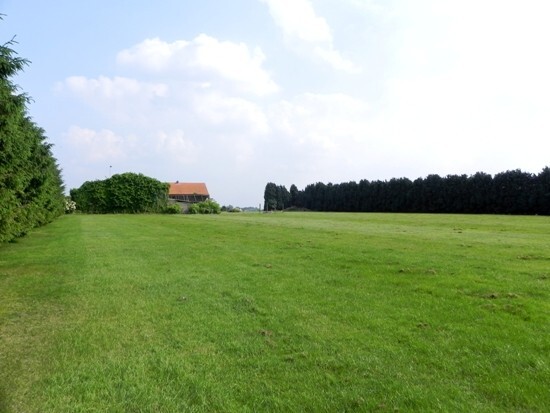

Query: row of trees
[0,33,65,242]
[70,173,170,214]
[264,168,550,215]
[263,182,291,211]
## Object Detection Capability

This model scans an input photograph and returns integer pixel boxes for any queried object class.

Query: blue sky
[2,0,550,207]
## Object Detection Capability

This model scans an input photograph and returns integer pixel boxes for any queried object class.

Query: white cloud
[65,126,199,169]
[193,92,270,136]
[344,0,386,14]
[260,92,385,187]
[261,0,332,43]
[117,38,187,72]
[261,0,360,73]
[117,35,279,96]
[370,0,550,175]
[65,126,130,162]
[313,47,361,74]
[58,76,168,123]
[270,92,370,148]
[61,75,167,101]
[155,130,198,165]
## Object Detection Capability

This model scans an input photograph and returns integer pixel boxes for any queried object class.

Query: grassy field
[0,212,548,412]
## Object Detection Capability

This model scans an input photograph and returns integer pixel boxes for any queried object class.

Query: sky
[2,0,550,207]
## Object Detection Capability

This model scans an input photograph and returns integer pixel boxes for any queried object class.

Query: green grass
[0,212,549,412]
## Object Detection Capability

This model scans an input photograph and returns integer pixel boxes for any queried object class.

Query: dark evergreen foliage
[0,31,65,242]
[269,168,550,215]
[263,182,290,211]
[263,182,278,211]
[70,173,170,214]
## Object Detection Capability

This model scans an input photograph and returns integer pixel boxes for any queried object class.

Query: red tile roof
[169,182,209,196]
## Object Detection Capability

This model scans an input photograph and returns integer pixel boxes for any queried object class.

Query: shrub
[222,205,242,213]
[163,204,182,214]
[65,197,77,214]
[187,199,221,214]
[70,173,169,214]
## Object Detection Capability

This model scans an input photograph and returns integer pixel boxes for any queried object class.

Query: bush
[65,197,77,214]
[163,204,182,214]
[70,173,169,214]
[187,199,221,214]
[222,205,242,213]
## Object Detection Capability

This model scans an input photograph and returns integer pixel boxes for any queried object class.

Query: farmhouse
[168,182,210,203]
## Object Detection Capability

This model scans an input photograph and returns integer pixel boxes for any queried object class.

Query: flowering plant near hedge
[65,198,77,214]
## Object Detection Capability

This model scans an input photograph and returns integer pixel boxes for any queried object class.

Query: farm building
[168,182,210,203]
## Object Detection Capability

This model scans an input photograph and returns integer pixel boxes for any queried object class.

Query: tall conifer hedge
[0,28,65,242]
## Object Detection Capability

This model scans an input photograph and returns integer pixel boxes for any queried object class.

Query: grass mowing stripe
[0,216,85,411]
[0,213,549,412]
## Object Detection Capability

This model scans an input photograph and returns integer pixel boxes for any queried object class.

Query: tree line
[264,168,550,215]
[0,30,65,242]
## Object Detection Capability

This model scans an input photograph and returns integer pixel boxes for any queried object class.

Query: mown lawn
[0,213,548,412]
